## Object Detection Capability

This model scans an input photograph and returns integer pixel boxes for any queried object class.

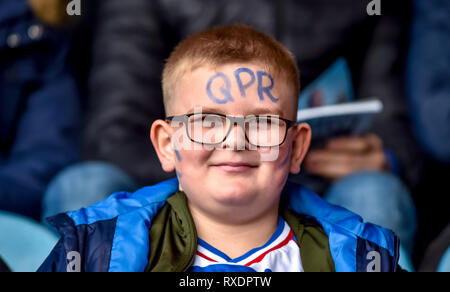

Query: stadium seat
[0,211,58,272]
[436,246,450,272]
[398,243,415,272]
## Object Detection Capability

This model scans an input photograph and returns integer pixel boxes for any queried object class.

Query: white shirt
[188,218,304,272]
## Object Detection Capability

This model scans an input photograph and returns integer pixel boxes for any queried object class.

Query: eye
[203,121,216,128]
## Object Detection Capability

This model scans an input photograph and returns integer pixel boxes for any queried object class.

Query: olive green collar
[146,191,334,272]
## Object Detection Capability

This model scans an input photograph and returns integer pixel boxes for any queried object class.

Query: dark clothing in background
[85,0,421,188]
[418,224,450,272]
[406,0,450,264]
[407,0,450,163]
[0,0,81,220]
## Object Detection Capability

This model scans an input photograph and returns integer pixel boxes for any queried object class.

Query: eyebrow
[188,106,285,117]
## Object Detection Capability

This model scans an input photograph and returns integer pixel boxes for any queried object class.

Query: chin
[212,183,257,205]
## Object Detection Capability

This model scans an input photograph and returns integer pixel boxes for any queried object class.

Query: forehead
[172,63,297,119]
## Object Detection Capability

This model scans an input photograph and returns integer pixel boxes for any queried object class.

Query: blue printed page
[298,58,355,110]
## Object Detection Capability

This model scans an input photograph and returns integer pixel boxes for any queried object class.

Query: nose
[222,123,247,151]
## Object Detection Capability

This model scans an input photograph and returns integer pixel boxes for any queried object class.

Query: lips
[211,162,258,173]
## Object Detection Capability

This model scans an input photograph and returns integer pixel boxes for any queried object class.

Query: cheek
[172,126,212,175]
[257,143,291,166]
[175,147,213,177]
[279,146,292,168]
[175,147,214,194]
[258,145,292,180]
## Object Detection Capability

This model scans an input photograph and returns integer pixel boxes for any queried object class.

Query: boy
[38,25,401,272]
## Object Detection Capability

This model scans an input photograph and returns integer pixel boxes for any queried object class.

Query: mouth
[210,162,259,174]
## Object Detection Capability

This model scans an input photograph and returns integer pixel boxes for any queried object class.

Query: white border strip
[297,99,383,122]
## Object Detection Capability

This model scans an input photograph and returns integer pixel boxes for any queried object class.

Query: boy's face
[152,63,311,222]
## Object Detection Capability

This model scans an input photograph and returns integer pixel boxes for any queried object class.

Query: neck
[188,201,280,260]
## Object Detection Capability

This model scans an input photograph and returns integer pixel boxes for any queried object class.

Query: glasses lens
[188,114,229,144]
[246,115,286,147]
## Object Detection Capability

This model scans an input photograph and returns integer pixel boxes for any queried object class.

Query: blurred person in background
[407,0,450,271]
[44,0,421,264]
[408,0,450,165]
[0,0,81,221]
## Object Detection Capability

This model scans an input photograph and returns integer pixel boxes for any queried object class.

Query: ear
[289,123,312,174]
[150,120,176,173]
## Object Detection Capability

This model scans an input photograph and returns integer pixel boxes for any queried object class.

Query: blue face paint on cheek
[174,149,182,162]
[174,148,182,178]
[206,72,234,104]
[280,147,292,167]
[234,67,256,98]
[257,71,279,103]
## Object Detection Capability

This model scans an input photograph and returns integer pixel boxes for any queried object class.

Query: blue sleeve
[407,0,450,163]
[0,40,81,219]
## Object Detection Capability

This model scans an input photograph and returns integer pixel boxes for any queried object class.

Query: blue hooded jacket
[38,178,400,272]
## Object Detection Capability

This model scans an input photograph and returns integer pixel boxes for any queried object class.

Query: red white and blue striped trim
[189,218,304,272]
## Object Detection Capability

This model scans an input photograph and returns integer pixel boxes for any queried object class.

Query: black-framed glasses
[166,113,296,147]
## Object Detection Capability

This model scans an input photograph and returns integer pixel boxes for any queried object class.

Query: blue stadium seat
[398,243,415,272]
[0,211,58,272]
[437,247,450,272]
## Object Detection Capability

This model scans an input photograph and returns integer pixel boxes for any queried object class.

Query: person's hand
[28,0,72,27]
[304,134,388,180]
